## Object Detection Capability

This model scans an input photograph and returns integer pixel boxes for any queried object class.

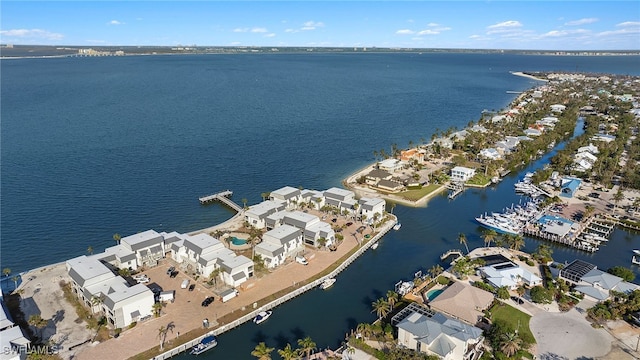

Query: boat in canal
[190,335,217,355]
[320,278,336,290]
[253,310,272,325]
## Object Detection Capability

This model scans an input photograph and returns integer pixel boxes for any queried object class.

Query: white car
[134,275,150,283]
[295,256,308,265]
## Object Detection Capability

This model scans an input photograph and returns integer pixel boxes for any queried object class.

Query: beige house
[428,281,494,325]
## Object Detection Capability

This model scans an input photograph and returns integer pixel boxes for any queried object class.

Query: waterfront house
[432,137,454,149]
[577,143,599,155]
[299,189,325,210]
[1,293,30,360]
[66,255,154,328]
[376,179,404,192]
[358,197,386,223]
[393,303,484,360]
[365,169,393,186]
[550,104,566,113]
[269,186,302,209]
[427,281,494,325]
[523,128,542,137]
[271,211,336,248]
[245,200,286,229]
[400,148,425,162]
[591,133,616,143]
[478,148,502,161]
[119,230,165,268]
[573,152,597,172]
[560,177,582,198]
[478,261,542,290]
[450,166,475,182]
[95,245,138,272]
[254,224,303,268]
[559,260,640,301]
[324,187,357,215]
[378,158,404,172]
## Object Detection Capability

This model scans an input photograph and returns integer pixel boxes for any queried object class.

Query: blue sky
[1,1,639,50]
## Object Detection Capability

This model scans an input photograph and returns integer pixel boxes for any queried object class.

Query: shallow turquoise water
[426,289,444,301]
[231,237,248,246]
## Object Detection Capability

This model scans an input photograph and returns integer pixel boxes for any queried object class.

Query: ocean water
[2,53,639,358]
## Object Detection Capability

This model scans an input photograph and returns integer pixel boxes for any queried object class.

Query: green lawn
[490,302,536,345]
[466,173,491,187]
[397,184,443,201]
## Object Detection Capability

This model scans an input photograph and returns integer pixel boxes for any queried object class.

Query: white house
[278,211,335,248]
[478,261,542,290]
[523,128,542,137]
[119,230,165,268]
[394,303,484,360]
[378,158,404,172]
[358,197,386,223]
[450,166,475,182]
[324,187,357,215]
[577,143,599,155]
[66,255,154,329]
[550,104,566,113]
[573,151,598,172]
[255,225,303,268]
[269,186,302,208]
[479,148,502,161]
[245,200,286,229]
[299,189,325,210]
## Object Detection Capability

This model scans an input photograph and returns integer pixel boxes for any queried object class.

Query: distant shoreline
[511,71,549,82]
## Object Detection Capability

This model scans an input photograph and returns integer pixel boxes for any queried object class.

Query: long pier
[198,190,243,212]
[152,217,397,360]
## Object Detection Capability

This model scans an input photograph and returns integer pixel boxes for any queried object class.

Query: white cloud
[407,19,415,23]
[251,28,268,33]
[0,28,63,40]
[565,18,598,26]
[617,21,640,27]
[597,27,640,37]
[264,33,276,38]
[540,29,590,38]
[108,20,124,25]
[233,28,249,33]
[427,23,439,27]
[301,21,324,31]
[396,29,415,35]
[417,29,439,35]
[284,28,297,33]
[486,20,523,34]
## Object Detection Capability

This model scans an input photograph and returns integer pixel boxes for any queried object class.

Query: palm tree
[510,235,525,251]
[458,233,469,254]
[389,203,397,214]
[297,337,316,360]
[261,192,270,201]
[157,326,168,351]
[371,298,390,320]
[152,302,164,317]
[516,286,526,300]
[356,323,373,339]
[345,346,356,360]
[277,343,300,360]
[429,264,444,278]
[242,198,248,210]
[2,268,10,278]
[252,342,274,360]
[90,294,106,315]
[28,314,48,341]
[584,204,595,219]
[386,290,399,311]
[613,188,624,210]
[482,229,497,248]
[113,233,121,245]
[87,246,94,255]
[500,331,522,357]
[209,268,222,287]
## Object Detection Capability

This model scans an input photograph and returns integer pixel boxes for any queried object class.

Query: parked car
[170,270,179,278]
[201,296,215,307]
[167,266,175,275]
[181,279,190,289]
[188,284,196,291]
[295,255,308,265]
[135,276,150,284]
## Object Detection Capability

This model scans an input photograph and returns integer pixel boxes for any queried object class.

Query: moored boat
[633,249,640,256]
[393,223,402,230]
[253,310,272,324]
[371,242,379,250]
[475,216,520,236]
[320,278,336,290]
[190,335,217,355]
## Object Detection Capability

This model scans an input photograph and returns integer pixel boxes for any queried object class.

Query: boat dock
[446,182,464,199]
[199,190,243,212]
[440,249,464,264]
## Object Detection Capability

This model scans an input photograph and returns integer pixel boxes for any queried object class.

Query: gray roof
[581,269,622,290]
[255,241,284,257]
[184,233,222,255]
[67,255,114,287]
[270,186,301,200]
[397,310,483,348]
[246,200,286,219]
[232,272,246,281]
[367,169,392,179]
[263,224,301,246]
[121,230,163,252]
[282,211,318,229]
[323,187,354,201]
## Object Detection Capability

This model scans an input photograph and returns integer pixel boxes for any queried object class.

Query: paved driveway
[530,308,613,360]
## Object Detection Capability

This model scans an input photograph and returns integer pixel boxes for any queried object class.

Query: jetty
[440,249,464,264]
[198,190,243,212]
[446,182,464,200]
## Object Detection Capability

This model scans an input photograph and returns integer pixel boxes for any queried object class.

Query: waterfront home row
[66,229,253,329]
[1,292,30,360]
[245,186,386,230]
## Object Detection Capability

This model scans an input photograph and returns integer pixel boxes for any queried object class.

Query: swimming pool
[426,289,444,301]
[231,237,248,246]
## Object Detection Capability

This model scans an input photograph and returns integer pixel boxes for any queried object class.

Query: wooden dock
[440,249,464,263]
[198,190,243,212]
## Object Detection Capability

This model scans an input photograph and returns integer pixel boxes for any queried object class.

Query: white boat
[633,249,640,256]
[190,335,217,355]
[475,216,520,236]
[320,278,336,290]
[253,310,272,324]
[371,242,379,250]
[393,223,402,230]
